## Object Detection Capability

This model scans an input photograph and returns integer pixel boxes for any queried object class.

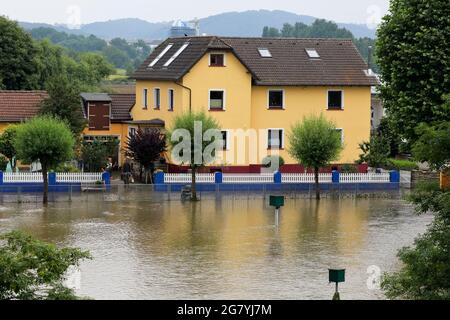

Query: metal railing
[340,173,390,183]
[282,173,332,183]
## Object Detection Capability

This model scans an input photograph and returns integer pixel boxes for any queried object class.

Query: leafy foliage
[386,158,419,171]
[14,116,75,203]
[0,17,113,91]
[376,0,450,142]
[39,75,87,135]
[412,121,450,172]
[357,134,390,168]
[0,17,37,89]
[81,138,119,173]
[29,27,151,70]
[169,112,221,200]
[288,114,343,199]
[126,129,167,183]
[0,125,18,168]
[0,155,8,171]
[382,186,450,300]
[0,230,91,300]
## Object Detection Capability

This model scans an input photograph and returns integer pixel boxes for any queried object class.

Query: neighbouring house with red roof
[0,90,142,166]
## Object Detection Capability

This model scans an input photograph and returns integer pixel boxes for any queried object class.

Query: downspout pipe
[175,81,192,113]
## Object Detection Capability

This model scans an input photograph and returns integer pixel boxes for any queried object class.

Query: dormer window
[306,48,320,58]
[258,48,272,58]
[210,53,225,67]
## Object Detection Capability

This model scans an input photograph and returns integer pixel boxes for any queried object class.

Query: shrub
[340,164,358,173]
[0,155,8,171]
[387,158,419,171]
[262,155,285,170]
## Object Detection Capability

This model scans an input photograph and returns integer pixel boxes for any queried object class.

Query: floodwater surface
[0,196,432,300]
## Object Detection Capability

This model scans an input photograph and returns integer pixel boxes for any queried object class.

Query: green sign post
[329,269,345,300]
[269,196,285,227]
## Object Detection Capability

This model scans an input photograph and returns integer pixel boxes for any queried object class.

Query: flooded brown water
[0,196,431,300]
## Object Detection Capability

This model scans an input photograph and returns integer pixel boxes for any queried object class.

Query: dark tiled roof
[109,94,135,121]
[0,90,48,122]
[133,36,378,86]
[80,93,112,102]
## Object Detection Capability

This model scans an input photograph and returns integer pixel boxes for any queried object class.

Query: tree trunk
[42,163,48,205]
[191,166,198,201]
[314,167,320,200]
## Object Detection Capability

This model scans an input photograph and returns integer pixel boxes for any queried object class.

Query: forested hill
[29,27,151,73]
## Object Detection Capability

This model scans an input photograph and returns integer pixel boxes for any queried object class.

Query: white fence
[164,173,215,184]
[340,173,390,183]
[162,172,392,184]
[282,173,332,184]
[3,172,43,183]
[223,174,274,184]
[56,173,103,183]
[2,172,103,183]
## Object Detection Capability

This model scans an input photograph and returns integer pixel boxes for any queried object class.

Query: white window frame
[221,130,231,151]
[327,89,344,110]
[168,88,174,111]
[143,88,148,109]
[208,89,226,111]
[209,52,226,67]
[149,43,173,67]
[128,126,138,139]
[164,42,189,67]
[306,48,320,58]
[153,88,161,109]
[267,89,285,109]
[335,128,344,145]
[267,128,284,150]
[258,48,272,58]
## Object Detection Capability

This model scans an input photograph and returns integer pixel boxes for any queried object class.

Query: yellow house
[134,37,378,172]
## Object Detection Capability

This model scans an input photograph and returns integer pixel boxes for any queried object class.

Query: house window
[209,90,225,110]
[328,90,343,110]
[306,48,320,58]
[258,48,272,58]
[210,54,225,67]
[335,128,344,144]
[154,88,161,109]
[221,131,229,151]
[129,127,137,138]
[268,129,284,149]
[168,89,174,111]
[143,89,148,109]
[268,90,284,109]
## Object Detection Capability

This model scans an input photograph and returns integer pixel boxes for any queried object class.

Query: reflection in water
[0,197,431,300]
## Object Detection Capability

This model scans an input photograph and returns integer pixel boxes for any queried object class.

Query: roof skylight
[258,48,272,58]
[149,43,174,67]
[164,42,190,67]
[306,49,320,58]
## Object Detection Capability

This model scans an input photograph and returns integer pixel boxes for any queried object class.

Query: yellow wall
[133,51,372,165]
[251,86,371,163]
[0,123,10,133]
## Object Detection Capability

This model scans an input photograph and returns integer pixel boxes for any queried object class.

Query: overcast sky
[0,0,390,25]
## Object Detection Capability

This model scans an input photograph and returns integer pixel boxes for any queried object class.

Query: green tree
[376,0,450,142]
[39,75,87,135]
[413,122,450,172]
[126,129,167,184]
[357,134,390,168]
[14,116,75,204]
[0,16,37,89]
[0,125,18,169]
[169,112,221,201]
[80,139,116,173]
[382,120,450,299]
[0,230,90,300]
[288,114,343,200]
